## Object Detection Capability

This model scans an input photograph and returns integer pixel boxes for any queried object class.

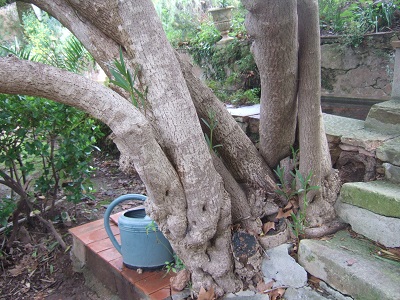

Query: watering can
[104,194,173,270]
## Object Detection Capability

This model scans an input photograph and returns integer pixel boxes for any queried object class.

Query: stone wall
[321,32,400,101]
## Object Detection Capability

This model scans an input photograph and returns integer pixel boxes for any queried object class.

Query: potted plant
[208,0,235,45]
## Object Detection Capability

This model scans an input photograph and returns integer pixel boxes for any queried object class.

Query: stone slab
[383,162,400,183]
[226,104,260,117]
[335,199,400,247]
[284,287,329,300]
[323,113,365,139]
[262,244,307,289]
[298,230,400,300]
[223,290,269,299]
[377,137,400,166]
[339,181,400,218]
[340,129,396,152]
[365,99,400,134]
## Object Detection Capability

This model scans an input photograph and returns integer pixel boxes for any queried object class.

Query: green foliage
[109,48,148,110]
[319,0,347,33]
[320,0,400,46]
[274,147,319,239]
[288,170,320,239]
[218,0,231,8]
[146,220,157,234]
[21,12,65,58]
[201,110,222,152]
[0,198,16,227]
[0,94,102,204]
[0,10,102,229]
[165,254,186,274]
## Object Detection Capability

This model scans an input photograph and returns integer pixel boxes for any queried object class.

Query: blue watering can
[104,194,173,270]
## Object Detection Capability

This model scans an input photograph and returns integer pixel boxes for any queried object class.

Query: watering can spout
[103,194,173,270]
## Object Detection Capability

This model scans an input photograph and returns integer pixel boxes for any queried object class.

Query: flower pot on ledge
[208,6,234,45]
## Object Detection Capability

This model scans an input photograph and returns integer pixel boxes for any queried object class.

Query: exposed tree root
[305,219,348,239]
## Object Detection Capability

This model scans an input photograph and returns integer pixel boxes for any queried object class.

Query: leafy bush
[0,11,101,234]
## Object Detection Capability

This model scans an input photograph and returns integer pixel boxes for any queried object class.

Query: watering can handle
[103,194,147,254]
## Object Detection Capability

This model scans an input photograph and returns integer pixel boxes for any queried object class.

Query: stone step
[298,230,400,300]
[377,137,400,166]
[335,199,400,247]
[365,99,400,134]
[383,163,400,183]
[339,180,400,218]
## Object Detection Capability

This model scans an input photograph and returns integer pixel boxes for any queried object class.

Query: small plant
[288,170,319,239]
[218,0,230,8]
[109,48,148,110]
[145,220,157,234]
[274,147,319,240]
[165,254,186,274]
[201,110,222,152]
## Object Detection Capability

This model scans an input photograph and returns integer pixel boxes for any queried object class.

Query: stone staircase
[297,100,400,300]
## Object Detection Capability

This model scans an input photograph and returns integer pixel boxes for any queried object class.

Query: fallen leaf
[308,275,321,285]
[198,286,215,300]
[8,265,24,277]
[346,258,357,266]
[268,287,286,300]
[283,202,293,211]
[276,208,293,219]
[290,199,299,209]
[262,221,275,234]
[257,280,274,293]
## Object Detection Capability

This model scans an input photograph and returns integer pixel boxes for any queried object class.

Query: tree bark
[2,0,345,293]
[297,0,340,227]
[242,0,299,168]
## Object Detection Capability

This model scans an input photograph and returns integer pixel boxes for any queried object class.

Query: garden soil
[0,156,146,300]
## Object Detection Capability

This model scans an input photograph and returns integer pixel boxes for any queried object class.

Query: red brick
[68,218,104,236]
[150,287,171,300]
[87,235,120,253]
[135,271,173,295]
[98,247,122,262]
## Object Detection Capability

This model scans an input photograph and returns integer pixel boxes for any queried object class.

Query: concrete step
[365,99,400,134]
[335,199,400,247]
[339,180,400,218]
[298,230,400,300]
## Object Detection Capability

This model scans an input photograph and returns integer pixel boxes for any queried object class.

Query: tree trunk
[242,0,299,168]
[1,0,343,295]
[297,0,340,227]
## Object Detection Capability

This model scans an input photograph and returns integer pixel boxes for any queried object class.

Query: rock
[223,290,269,299]
[261,244,307,289]
[377,136,400,166]
[283,287,328,300]
[170,269,190,291]
[298,231,400,300]
[319,282,353,300]
[339,181,400,218]
[365,100,400,135]
[383,162,400,183]
[323,114,364,139]
[171,288,191,300]
[259,219,291,250]
[335,199,400,247]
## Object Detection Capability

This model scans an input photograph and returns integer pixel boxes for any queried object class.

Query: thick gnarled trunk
[1,0,342,295]
[242,0,340,228]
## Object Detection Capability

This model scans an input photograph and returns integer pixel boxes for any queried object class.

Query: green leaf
[201,118,211,129]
